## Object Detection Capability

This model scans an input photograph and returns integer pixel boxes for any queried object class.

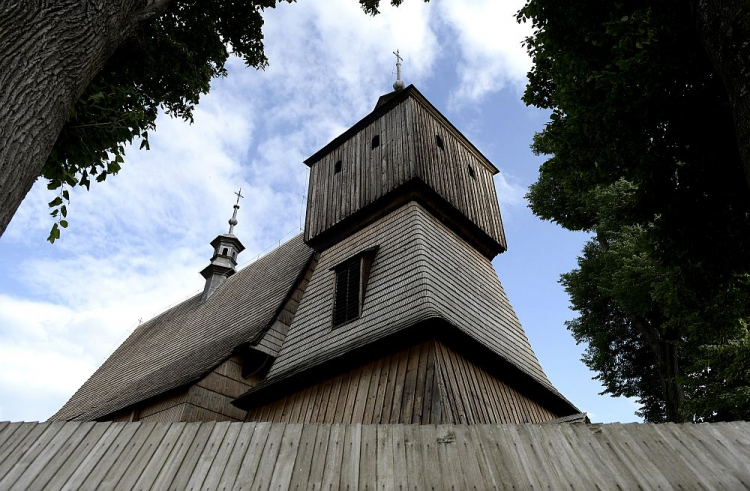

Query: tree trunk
[692,0,750,190]
[653,337,685,423]
[0,1,167,237]
[629,314,686,422]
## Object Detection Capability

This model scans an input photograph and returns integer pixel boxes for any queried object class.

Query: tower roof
[234,202,577,415]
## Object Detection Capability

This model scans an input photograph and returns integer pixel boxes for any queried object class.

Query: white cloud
[495,171,527,209]
[0,0,443,422]
[437,0,532,104]
[0,2,620,424]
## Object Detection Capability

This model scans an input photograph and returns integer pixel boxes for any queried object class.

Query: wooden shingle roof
[1,420,748,489]
[51,235,315,422]
[238,203,575,413]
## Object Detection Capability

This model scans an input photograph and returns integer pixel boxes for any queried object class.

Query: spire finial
[228,187,243,234]
[393,50,404,91]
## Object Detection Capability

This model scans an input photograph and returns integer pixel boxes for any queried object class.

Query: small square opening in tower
[435,134,444,150]
[468,165,475,179]
[371,135,380,149]
[334,160,342,174]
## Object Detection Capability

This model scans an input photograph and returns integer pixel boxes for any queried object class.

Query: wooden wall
[411,98,506,250]
[102,356,253,423]
[103,388,189,423]
[433,341,558,424]
[180,356,252,422]
[244,340,560,424]
[304,94,506,252]
[255,254,318,358]
[305,98,415,243]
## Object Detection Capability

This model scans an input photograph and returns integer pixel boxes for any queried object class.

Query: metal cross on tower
[228,188,244,234]
[393,50,404,91]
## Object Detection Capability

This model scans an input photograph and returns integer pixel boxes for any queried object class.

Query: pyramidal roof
[234,202,577,414]
[52,235,314,421]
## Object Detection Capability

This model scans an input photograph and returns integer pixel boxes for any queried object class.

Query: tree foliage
[42,0,282,241]
[519,0,750,421]
[41,0,417,242]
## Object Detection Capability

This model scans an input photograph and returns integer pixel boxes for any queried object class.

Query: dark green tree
[0,0,414,240]
[519,0,750,421]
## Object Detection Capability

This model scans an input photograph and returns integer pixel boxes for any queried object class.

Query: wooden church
[52,82,582,426]
[7,79,750,491]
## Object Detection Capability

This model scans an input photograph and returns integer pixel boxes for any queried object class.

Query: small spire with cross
[200,187,246,302]
[228,188,244,235]
[393,50,404,91]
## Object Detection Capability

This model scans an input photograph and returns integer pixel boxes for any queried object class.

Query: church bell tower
[234,62,579,423]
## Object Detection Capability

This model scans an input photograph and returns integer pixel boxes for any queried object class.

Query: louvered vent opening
[333,258,361,327]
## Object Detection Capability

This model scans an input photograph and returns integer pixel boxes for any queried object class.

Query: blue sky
[0,0,639,423]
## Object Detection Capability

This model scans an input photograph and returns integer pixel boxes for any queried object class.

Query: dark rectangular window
[333,258,361,326]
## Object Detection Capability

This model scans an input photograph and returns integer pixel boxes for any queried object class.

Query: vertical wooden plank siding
[304,99,418,242]
[433,341,559,424]
[410,98,506,249]
[304,94,506,253]
[244,340,560,424]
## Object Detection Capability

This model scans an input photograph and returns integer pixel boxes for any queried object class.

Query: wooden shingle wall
[182,356,251,422]
[2,420,749,490]
[244,340,559,424]
[305,98,415,242]
[103,388,190,423]
[254,255,319,358]
[254,202,559,405]
[102,356,253,423]
[262,203,436,387]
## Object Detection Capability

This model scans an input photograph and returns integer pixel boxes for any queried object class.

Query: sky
[0,0,639,423]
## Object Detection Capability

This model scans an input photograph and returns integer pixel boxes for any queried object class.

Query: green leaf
[61,205,67,218]
[47,223,60,244]
[48,197,63,207]
[60,220,68,228]
[62,190,69,201]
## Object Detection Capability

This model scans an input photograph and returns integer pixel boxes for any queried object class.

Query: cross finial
[393,49,404,91]
[228,188,243,234]
[234,188,244,205]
